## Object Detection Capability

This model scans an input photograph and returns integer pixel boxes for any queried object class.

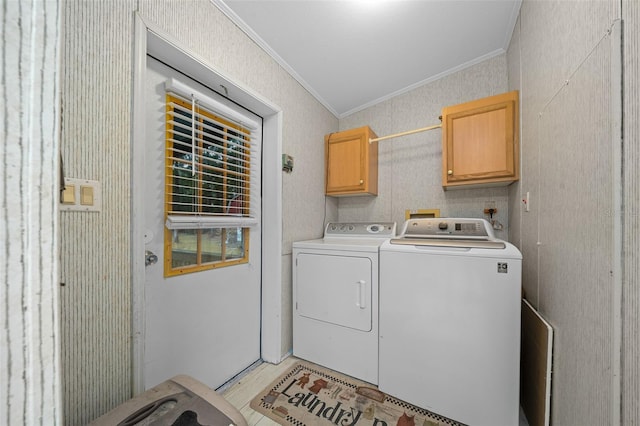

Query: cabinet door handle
[359,179,364,184]
[447,170,453,175]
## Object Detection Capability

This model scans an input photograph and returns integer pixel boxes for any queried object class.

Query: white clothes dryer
[293,222,396,385]
[379,218,522,426]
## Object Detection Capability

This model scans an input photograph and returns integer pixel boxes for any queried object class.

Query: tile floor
[221,356,298,426]
[221,356,530,426]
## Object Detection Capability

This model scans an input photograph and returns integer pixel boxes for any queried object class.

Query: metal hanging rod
[369,123,442,144]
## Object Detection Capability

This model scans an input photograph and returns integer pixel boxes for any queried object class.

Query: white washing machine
[293,222,396,385]
[379,218,522,426]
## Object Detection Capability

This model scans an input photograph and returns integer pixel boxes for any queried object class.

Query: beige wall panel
[60,1,134,425]
[338,56,511,239]
[517,1,619,310]
[511,0,622,424]
[537,41,614,425]
[519,0,618,117]
[622,0,640,423]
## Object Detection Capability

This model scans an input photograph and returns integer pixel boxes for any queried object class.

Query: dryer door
[295,253,372,332]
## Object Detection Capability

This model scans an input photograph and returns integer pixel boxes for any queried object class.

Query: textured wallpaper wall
[338,55,511,238]
[1,0,62,425]
[60,1,337,424]
[622,0,640,423]
[59,1,135,424]
[507,0,634,424]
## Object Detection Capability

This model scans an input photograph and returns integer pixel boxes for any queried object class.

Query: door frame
[131,13,284,395]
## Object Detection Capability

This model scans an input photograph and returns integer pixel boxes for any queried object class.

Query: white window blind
[164,79,261,230]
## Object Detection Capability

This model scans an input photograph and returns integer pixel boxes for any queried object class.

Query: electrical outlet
[483,201,497,216]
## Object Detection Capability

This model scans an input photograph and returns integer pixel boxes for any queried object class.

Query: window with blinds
[164,87,258,276]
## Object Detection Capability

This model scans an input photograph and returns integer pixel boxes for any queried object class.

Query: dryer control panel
[324,222,396,238]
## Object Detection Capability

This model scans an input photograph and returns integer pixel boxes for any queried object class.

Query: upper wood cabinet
[441,91,519,189]
[325,126,378,196]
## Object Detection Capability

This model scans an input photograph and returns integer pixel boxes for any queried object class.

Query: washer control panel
[401,218,495,240]
[324,222,396,238]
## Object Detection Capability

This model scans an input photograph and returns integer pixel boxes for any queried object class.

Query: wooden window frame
[164,94,251,276]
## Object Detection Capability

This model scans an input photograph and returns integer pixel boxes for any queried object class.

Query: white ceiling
[215,0,521,118]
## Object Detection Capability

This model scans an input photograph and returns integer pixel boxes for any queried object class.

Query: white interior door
[142,56,261,390]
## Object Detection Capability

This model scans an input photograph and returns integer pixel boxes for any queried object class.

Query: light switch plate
[60,178,101,212]
[80,185,94,205]
[61,184,76,204]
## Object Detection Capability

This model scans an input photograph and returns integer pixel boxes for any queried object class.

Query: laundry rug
[249,361,463,426]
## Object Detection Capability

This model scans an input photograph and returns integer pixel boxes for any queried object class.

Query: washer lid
[391,238,505,249]
[381,238,522,259]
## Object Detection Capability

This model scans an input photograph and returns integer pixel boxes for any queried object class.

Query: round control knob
[438,222,448,230]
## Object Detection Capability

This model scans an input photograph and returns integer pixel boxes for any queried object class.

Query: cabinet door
[442,91,519,188]
[325,126,378,196]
